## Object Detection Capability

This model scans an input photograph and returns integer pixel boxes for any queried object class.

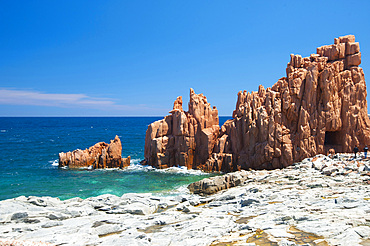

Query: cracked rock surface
[1,154,369,245]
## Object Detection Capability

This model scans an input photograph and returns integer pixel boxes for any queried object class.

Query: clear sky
[1,0,370,116]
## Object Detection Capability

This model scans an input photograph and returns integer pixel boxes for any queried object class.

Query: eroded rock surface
[215,34,370,171]
[1,154,370,246]
[145,35,370,172]
[144,89,220,170]
[59,135,130,169]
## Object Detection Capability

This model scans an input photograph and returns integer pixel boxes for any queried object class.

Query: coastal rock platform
[1,153,370,245]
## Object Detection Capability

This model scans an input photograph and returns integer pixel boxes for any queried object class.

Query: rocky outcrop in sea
[59,135,130,169]
[1,153,369,245]
[144,35,370,172]
[144,89,220,170]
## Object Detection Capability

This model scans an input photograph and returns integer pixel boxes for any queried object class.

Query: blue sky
[1,0,370,116]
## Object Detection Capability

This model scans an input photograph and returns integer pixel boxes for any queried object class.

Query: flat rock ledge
[188,153,370,195]
[1,153,370,246]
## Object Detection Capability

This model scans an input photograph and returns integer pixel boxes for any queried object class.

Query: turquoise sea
[0,117,230,201]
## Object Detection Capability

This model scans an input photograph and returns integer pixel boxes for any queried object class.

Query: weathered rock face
[144,88,220,170]
[212,34,370,171]
[145,35,370,172]
[59,135,131,169]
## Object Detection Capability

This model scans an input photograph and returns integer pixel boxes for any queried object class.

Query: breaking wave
[49,160,59,167]
[50,158,207,175]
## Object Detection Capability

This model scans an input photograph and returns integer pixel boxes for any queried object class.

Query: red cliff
[144,35,370,172]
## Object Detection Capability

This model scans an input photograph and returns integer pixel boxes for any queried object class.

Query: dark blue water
[0,117,230,200]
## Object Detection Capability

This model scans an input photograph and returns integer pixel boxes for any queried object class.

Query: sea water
[0,117,230,200]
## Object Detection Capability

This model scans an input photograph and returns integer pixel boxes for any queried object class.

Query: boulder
[59,135,130,169]
[187,171,249,195]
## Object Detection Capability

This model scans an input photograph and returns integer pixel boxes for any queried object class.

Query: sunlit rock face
[59,135,130,169]
[144,89,220,170]
[145,35,370,172]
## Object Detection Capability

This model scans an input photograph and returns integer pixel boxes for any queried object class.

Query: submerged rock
[59,135,130,169]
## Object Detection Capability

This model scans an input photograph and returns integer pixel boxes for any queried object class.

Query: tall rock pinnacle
[144,88,219,169]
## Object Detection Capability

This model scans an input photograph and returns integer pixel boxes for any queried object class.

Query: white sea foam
[94,167,120,171]
[153,184,193,197]
[130,158,142,165]
[0,130,6,133]
[123,164,155,172]
[156,166,207,175]
[50,160,59,166]
[49,157,207,175]
[123,162,207,175]
[172,184,192,195]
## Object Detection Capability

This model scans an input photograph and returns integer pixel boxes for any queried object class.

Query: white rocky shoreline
[1,153,370,246]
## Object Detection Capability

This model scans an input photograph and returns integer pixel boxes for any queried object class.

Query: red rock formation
[59,135,131,169]
[144,89,220,170]
[211,34,370,171]
[144,35,370,172]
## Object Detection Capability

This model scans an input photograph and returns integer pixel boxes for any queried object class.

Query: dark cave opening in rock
[324,131,341,146]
